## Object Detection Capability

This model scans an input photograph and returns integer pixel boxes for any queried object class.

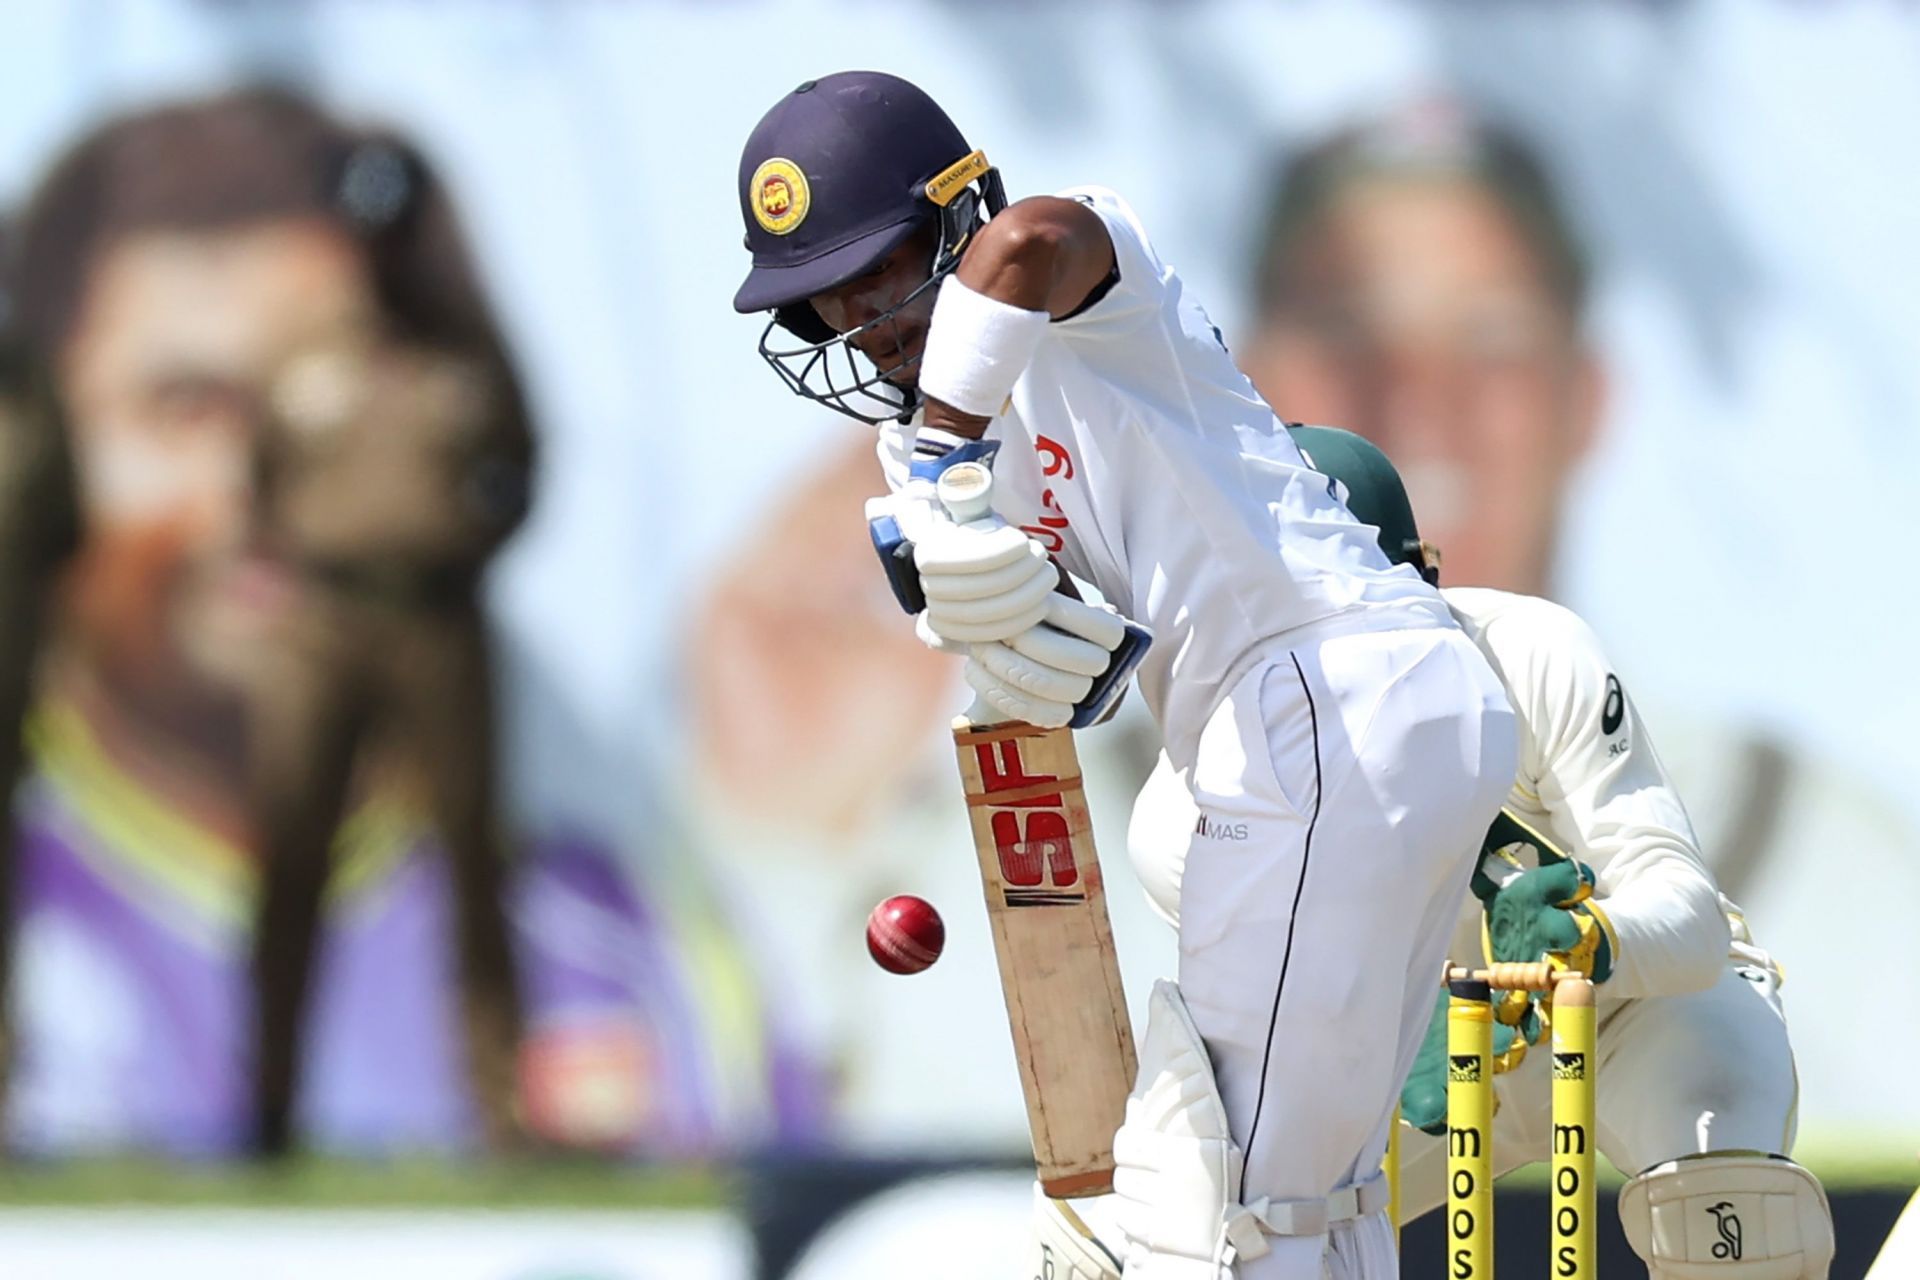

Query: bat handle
[935,460,997,526]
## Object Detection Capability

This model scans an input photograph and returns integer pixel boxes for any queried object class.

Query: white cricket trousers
[1174,614,1515,1280]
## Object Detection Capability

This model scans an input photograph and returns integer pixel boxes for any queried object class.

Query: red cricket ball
[866,894,946,975]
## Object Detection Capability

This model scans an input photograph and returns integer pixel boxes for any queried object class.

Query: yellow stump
[1550,976,1597,1280]
[1447,978,1495,1280]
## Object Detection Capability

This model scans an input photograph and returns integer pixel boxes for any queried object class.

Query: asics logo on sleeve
[1602,674,1626,738]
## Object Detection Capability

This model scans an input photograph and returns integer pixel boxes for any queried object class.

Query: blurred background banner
[0,0,1914,1275]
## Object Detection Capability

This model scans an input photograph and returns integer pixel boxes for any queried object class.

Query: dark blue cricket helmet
[733,71,1005,424]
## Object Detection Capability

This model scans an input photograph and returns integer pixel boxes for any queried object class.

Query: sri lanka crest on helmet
[752,158,810,235]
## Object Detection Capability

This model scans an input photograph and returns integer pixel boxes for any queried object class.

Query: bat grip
[935,460,997,527]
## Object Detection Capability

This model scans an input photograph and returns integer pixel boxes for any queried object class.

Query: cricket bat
[936,460,1141,1199]
[953,713,1138,1197]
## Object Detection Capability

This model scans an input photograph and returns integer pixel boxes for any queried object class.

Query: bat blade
[953,715,1136,1198]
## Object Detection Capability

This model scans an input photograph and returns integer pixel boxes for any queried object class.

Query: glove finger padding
[965,656,1076,729]
[1493,991,1545,1044]
[919,543,1054,603]
[1494,906,1582,961]
[1489,1017,1532,1075]
[1483,861,1617,985]
[912,519,1041,575]
[1487,863,1590,959]
[926,598,1055,644]
[1005,622,1114,678]
[922,563,1058,631]
[1043,594,1128,650]
[912,611,969,655]
[921,571,1059,644]
[1524,860,1591,909]
[974,638,1096,704]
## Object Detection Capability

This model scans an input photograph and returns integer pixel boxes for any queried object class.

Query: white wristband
[916,277,1050,417]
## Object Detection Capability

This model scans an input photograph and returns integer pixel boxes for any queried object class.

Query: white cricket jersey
[1442,587,1754,1001]
[879,186,1449,765]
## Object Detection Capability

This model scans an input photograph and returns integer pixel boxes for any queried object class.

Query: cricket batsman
[733,72,1516,1279]
[1121,427,1835,1280]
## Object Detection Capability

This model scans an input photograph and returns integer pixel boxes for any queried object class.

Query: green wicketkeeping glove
[1472,811,1616,986]
[1399,987,1537,1135]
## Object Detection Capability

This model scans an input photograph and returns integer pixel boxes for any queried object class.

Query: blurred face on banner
[1242,171,1603,596]
[688,430,956,838]
[57,220,380,715]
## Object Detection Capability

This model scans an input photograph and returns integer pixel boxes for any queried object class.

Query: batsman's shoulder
[1041,184,1171,330]
[1051,182,1131,213]
[1050,184,1152,248]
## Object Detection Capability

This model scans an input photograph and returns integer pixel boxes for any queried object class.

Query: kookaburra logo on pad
[1706,1201,1743,1260]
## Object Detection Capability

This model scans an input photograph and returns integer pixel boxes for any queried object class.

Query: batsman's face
[1243,176,1603,595]
[807,233,938,385]
[57,219,382,691]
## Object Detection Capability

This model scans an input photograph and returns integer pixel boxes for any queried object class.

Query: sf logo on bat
[973,739,1089,907]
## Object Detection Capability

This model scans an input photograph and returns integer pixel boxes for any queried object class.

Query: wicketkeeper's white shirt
[1440,586,1751,1002]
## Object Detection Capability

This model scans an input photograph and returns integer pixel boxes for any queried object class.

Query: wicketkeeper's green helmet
[1285,424,1441,585]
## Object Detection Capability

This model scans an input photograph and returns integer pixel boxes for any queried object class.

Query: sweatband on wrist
[916,277,1050,417]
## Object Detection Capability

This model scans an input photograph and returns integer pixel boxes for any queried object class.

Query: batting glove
[962,597,1130,729]
[914,518,1058,644]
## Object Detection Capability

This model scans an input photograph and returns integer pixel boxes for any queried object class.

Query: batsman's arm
[951,195,1116,321]
[918,197,1115,442]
